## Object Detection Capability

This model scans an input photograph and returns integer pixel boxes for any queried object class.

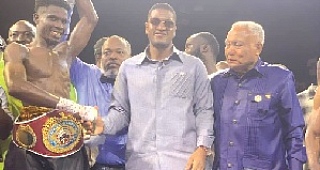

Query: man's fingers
[92,116,105,135]
[82,121,93,131]
[185,158,193,170]
[73,112,82,122]
[191,160,204,170]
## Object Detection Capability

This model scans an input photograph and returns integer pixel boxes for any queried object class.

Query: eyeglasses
[149,17,175,29]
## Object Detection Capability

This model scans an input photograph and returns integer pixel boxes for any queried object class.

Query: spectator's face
[145,8,176,49]
[8,22,35,45]
[185,35,202,58]
[95,54,102,68]
[34,5,69,46]
[101,37,130,77]
[225,26,262,74]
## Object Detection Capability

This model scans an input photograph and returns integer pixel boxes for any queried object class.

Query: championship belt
[13,106,83,157]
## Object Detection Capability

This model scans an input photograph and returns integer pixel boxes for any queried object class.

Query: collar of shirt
[223,57,264,79]
[134,46,183,65]
[100,74,116,85]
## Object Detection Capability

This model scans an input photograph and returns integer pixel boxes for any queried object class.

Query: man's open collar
[135,46,183,65]
[223,58,264,78]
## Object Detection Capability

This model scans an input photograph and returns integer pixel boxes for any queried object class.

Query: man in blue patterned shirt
[70,35,131,170]
[211,21,306,170]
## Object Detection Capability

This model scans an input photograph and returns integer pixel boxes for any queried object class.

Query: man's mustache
[106,62,120,67]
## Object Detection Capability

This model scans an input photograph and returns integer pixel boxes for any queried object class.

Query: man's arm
[186,60,214,170]
[4,44,96,121]
[4,43,60,108]
[278,72,306,170]
[306,108,320,170]
[313,58,320,109]
[0,86,13,140]
[67,0,98,60]
[92,63,130,136]
[306,58,320,170]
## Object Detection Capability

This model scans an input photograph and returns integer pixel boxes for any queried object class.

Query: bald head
[8,20,36,45]
[185,32,220,74]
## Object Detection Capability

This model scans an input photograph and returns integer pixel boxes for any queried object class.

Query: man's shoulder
[178,51,203,63]
[259,61,292,77]
[73,57,98,69]
[297,84,317,98]
[71,58,101,76]
[4,43,29,61]
[123,52,146,65]
[211,68,229,77]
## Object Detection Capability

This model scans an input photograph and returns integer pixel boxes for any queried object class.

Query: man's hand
[56,98,98,121]
[82,116,104,136]
[185,146,208,170]
[93,116,104,135]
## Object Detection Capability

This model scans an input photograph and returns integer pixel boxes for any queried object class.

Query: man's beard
[103,68,118,78]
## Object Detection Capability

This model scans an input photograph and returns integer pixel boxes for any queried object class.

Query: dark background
[0,0,319,92]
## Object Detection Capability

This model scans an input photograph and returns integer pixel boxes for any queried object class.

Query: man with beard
[7,20,36,45]
[70,35,131,170]
[91,3,214,170]
[3,0,98,169]
[185,32,220,75]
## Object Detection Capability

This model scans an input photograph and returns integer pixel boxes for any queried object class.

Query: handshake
[56,97,105,136]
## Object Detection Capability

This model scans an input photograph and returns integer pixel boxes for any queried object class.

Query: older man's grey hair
[231,21,265,46]
[107,35,132,56]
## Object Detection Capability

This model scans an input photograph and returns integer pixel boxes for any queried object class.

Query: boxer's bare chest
[25,46,71,97]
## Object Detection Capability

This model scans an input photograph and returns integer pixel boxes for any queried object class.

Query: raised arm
[314,58,320,109]
[306,108,320,170]
[4,43,59,108]
[68,0,98,59]
[4,43,97,121]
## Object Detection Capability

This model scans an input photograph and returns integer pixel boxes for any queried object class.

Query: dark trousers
[4,142,90,170]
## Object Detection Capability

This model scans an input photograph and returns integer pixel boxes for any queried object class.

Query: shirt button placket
[227,163,232,168]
